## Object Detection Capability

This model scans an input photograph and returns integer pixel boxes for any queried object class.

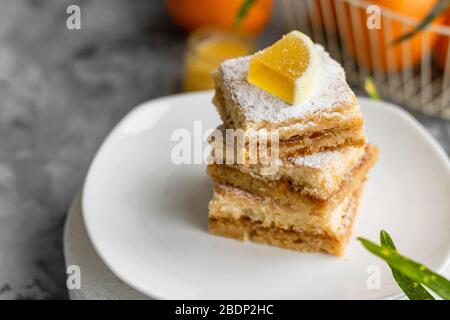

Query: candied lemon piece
[247,31,318,104]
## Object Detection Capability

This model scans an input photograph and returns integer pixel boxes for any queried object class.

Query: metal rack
[281,0,450,119]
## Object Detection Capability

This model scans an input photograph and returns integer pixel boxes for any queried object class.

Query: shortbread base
[209,184,362,256]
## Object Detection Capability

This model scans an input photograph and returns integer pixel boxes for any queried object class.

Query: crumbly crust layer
[208,184,363,256]
[208,145,378,214]
[209,183,357,236]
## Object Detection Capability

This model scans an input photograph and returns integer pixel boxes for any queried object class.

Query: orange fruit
[435,13,450,69]
[165,0,273,36]
[313,0,444,72]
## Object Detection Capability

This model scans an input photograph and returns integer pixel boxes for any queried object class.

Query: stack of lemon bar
[207,31,378,255]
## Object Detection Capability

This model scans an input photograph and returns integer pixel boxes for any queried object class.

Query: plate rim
[82,92,450,300]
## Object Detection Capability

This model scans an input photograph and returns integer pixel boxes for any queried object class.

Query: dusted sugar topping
[219,45,355,124]
[287,147,364,169]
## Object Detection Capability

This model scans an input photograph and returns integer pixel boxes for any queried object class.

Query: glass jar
[182,26,255,92]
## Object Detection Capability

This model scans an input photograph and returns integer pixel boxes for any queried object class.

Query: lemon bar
[207,144,378,214]
[210,134,367,200]
[212,46,365,157]
[209,183,364,256]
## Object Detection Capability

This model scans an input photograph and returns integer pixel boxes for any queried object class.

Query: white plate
[82,92,450,300]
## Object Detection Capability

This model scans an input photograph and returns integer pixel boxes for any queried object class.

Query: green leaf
[379,230,435,300]
[364,77,380,100]
[234,0,257,29]
[358,237,450,300]
[390,0,450,45]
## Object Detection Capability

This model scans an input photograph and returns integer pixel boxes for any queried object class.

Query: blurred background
[0,0,449,299]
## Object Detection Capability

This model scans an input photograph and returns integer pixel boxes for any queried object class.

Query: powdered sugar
[219,45,355,124]
[288,147,360,169]
[289,150,343,169]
